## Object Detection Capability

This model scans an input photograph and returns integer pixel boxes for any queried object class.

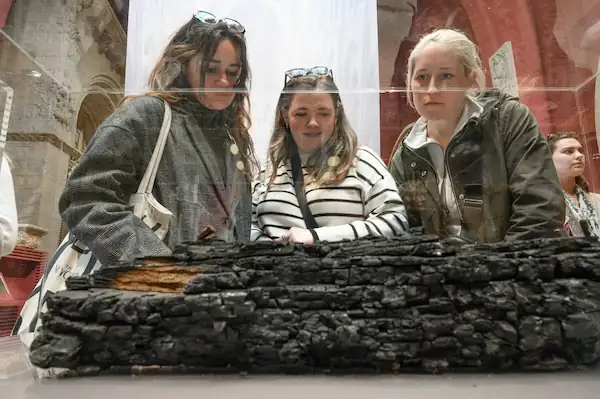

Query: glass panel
[0,274,7,295]
[2,0,600,379]
[0,0,126,253]
[0,0,596,249]
[0,27,76,254]
[0,0,595,253]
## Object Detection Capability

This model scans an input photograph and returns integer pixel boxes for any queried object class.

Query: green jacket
[389,90,565,243]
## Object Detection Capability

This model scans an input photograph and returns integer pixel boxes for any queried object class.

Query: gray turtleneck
[175,98,235,183]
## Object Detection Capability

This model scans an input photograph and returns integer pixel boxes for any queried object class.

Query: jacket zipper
[443,118,479,227]
[403,117,478,228]
[444,140,464,226]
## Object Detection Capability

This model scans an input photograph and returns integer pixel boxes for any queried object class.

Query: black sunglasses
[193,11,245,34]
[284,66,334,86]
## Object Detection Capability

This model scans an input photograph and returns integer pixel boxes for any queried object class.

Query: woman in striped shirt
[251,67,409,244]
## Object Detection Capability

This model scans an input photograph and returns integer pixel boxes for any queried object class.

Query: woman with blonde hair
[59,11,258,265]
[251,67,409,243]
[548,131,600,237]
[388,28,565,243]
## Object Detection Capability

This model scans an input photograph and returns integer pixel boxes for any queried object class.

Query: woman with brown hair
[251,67,409,243]
[548,131,600,237]
[59,11,258,265]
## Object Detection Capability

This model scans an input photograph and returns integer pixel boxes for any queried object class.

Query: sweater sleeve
[311,147,410,242]
[0,156,18,257]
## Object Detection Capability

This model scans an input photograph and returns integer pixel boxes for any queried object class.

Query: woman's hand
[280,227,315,244]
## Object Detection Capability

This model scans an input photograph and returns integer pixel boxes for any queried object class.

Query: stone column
[0,0,125,255]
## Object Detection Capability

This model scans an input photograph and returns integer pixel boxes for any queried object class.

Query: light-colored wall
[125,0,382,161]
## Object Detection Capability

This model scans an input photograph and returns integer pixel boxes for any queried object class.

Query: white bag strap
[137,100,172,194]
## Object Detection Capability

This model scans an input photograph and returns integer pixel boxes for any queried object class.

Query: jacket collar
[404,96,484,151]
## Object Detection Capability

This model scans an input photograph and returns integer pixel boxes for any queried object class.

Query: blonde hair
[406,28,486,107]
[267,75,358,185]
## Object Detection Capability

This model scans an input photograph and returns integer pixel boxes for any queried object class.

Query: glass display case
[1,0,600,392]
[0,0,598,258]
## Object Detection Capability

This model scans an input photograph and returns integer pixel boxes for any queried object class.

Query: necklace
[226,132,244,171]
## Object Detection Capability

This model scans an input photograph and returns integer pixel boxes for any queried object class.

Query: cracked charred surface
[28,235,600,376]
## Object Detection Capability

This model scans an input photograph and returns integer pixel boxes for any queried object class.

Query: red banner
[0,0,14,30]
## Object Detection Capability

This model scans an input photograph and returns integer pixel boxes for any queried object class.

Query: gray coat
[59,95,251,266]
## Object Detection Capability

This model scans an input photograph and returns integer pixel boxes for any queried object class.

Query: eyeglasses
[193,11,245,34]
[284,66,334,86]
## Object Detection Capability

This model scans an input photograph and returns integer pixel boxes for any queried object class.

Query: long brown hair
[127,15,258,178]
[267,75,358,185]
[547,131,589,192]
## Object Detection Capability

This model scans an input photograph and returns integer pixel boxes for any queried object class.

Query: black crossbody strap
[289,143,318,230]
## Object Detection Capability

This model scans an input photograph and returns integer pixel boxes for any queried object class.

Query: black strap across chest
[289,143,319,229]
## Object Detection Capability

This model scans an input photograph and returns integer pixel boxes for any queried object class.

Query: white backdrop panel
[125,0,381,161]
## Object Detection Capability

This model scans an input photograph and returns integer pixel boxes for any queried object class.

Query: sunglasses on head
[284,66,334,86]
[193,11,245,34]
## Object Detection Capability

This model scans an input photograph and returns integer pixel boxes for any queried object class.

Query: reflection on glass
[0,274,8,295]
[0,0,597,253]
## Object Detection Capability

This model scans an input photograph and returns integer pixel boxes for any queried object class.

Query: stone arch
[59,74,123,245]
[76,92,115,148]
[75,74,123,149]
[87,74,123,105]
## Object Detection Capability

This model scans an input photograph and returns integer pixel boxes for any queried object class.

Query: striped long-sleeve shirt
[251,146,410,242]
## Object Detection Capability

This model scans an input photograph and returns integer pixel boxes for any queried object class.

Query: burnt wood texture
[28,235,600,376]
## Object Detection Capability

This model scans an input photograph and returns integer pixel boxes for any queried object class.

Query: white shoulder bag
[13,100,174,337]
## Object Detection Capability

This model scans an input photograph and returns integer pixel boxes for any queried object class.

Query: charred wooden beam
[29,236,600,376]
